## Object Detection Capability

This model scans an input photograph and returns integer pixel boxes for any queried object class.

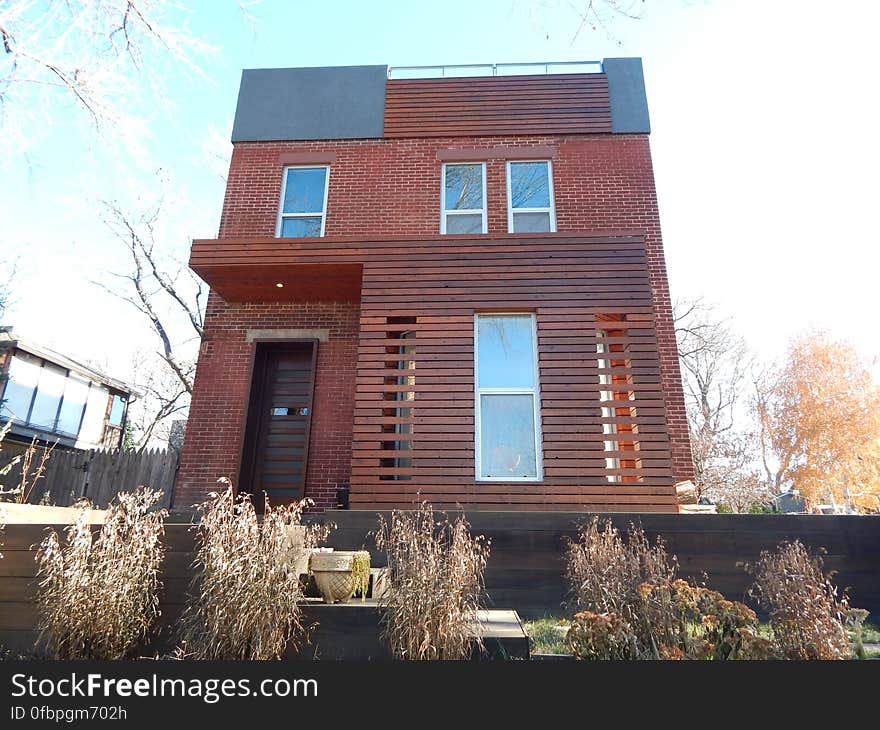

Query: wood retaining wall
[1,513,878,655]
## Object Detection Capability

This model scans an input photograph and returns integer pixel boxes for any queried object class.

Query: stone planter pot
[310,551,356,604]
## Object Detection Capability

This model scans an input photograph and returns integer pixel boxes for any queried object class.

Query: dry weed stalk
[0,422,54,504]
[565,517,676,619]
[176,479,330,660]
[35,487,167,659]
[375,503,490,660]
[748,540,861,660]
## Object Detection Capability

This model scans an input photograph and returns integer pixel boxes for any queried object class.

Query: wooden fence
[0,447,178,509]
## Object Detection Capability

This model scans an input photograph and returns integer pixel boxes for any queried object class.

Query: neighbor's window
[475,314,542,481]
[441,163,487,234]
[0,354,91,438]
[0,352,42,424]
[25,363,66,431]
[276,165,329,237]
[506,160,556,233]
[56,375,90,436]
[108,394,127,427]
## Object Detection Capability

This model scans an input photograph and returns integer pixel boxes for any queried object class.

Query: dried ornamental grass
[748,540,861,660]
[176,479,331,660]
[564,518,776,660]
[564,517,676,620]
[35,487,167,659]
[375,503,490,660]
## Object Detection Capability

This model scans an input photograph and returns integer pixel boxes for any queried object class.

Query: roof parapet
[603,57,650,134]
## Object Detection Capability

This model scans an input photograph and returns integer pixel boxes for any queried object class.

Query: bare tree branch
[96,200,205,448]
[674,297,768,510]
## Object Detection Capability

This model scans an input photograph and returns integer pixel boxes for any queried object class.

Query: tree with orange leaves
[757,333,880,512]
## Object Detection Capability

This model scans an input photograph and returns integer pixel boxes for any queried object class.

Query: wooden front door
[240,342,317,505]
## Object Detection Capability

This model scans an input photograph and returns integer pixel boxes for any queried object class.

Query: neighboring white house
[0,327,137,452]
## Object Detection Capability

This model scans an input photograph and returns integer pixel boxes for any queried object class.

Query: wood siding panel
[384,74,612,138]
[191,232,676,512]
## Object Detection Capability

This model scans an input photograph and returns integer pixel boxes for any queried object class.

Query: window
[28,364,66,430]
[441,163,487,234]
[506,160,556,233]
[108,394,127,427]
[0,354,92,438]
[475,314,542,481]
[0,353,41,423]
[276,165,329,237]
[56,375,90,436]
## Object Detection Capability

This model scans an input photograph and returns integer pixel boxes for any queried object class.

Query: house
[177,59,694,512]
[0,327,135,452]
[772,490,807,514]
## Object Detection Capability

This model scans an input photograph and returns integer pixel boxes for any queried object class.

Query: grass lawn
[524,617,571,655]
[857,622,880,644]
[524,618,880,659]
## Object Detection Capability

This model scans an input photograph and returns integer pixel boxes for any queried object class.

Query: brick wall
[175,298,359,510]
[177,132,694,508]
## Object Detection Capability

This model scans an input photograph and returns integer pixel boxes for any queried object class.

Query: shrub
[748,540,862,660]
[176,479,330,660]
[636,579,777,660]
[35,488,167,659]
[564,518,774,660]
[375,503,490,660]
[566,611,641,660]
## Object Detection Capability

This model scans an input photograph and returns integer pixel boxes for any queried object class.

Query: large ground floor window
[474,313,543,481]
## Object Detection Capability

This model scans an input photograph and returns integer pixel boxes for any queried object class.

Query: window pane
[480,394,537,478]
[444,164,483,210]
[510,161,550,208]
[445,213,483,234]
[281,216,322,237]
[477,315,536,388]
[80,384,110,444]
[0,355,40,422]
[512,211,551,233]
[28,364,66,430]
[57,376,89,436]
[282,167,327,214]
[108,394,126,427]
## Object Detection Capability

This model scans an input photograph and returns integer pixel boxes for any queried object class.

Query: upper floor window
[441,162,487,234]
[507,160,556,233]
[475,314,543,481]
[276,165,329,237]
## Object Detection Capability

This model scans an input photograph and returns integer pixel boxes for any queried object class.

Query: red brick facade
[176,133,694,509]
[177,299,359,508]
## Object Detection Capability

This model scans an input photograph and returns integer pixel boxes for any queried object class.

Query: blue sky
[2,0,879,386]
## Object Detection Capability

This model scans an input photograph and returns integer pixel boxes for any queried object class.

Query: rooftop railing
[387,61,603,79]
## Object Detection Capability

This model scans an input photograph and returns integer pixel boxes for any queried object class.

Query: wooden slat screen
[383,74,613,138]
[190,232,676,512]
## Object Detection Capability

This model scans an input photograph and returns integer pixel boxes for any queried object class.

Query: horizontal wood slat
[384,74,612,137]
[192,232,676,511]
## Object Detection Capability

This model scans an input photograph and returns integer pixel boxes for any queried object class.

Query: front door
[240,341,317,506]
